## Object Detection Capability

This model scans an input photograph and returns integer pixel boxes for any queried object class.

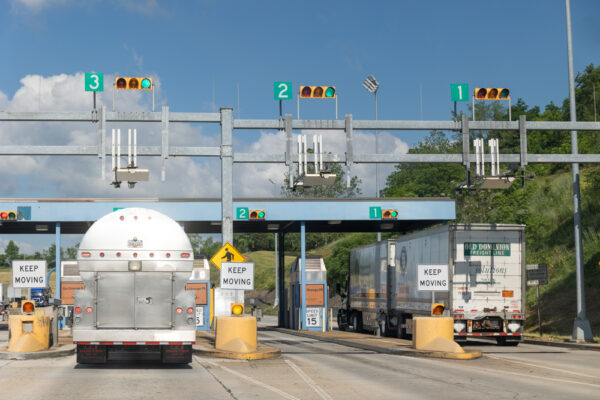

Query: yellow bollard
[214,316,257,353]
[7,315,51,352]
[412,316,464,353]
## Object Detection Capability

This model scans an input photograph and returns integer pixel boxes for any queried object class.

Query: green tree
[4,240,20,263]
[382,131,465,198]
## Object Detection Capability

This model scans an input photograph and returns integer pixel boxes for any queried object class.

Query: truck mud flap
[77,344,107,364]
[161,344,192,364]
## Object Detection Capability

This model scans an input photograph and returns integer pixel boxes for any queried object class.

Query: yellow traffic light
[231,303,244,316]
[249,210,266,220]
[22,300,35,315]
[299,85,336,99]
[115,77,153,90]
[382,209,398,219]
[474,87,510,100]
[431,303,445,316]
[0,211,17,220]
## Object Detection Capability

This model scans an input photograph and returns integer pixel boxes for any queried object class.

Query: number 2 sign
[274,81,292,100]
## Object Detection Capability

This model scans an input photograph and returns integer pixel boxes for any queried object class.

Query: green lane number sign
[85,73,104,92]
[274,81,292,100]
[450,83,468,102]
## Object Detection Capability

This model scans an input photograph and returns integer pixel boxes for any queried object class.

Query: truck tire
[337,314,346,331]
[352,313,362,333]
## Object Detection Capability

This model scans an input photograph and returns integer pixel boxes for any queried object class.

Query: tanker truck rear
[339,223,526,345]
[73,208,197,363]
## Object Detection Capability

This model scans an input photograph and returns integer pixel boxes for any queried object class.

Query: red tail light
[81,252,91,257]
[86,307,93,313]
[187,307,194,314]
[181,253,190,258]
[176,307,183,314]
[75,307,82,313]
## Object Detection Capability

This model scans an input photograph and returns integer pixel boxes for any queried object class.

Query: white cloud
[11,0,69,13]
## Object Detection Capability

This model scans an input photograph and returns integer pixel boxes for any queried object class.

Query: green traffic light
[141,78,152,89]
[499,88,510,99]
[325,87,335,98]
[391,211,398,217]
[258,211,265,218]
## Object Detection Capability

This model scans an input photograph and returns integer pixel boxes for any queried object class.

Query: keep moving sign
[12,260,47,288]
[418,264,449,291]
[220,262,255,290]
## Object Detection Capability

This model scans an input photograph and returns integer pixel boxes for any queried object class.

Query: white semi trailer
[73,208,196,363]
[338,224,526,345]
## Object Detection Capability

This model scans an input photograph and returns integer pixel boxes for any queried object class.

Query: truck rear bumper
[73,329,196,344]
[456,332,522,338]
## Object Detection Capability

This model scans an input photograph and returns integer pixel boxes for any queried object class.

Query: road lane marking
[198,357,300,400]
[285,359,333,400]
[486,354,599,379]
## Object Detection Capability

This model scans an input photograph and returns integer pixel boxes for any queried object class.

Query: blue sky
[1,0,600,253]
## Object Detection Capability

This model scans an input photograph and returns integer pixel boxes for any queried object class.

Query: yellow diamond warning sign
[209,242,246,270]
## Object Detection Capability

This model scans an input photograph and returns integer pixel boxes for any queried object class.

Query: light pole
[363,75,381,241]
[565,0,593,341]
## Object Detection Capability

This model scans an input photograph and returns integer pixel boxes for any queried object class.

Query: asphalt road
[0,321,598,399]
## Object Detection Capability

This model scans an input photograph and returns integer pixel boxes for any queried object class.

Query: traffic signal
[0,211,17,220]
[22,300,35,315]
[115,77,153,90]
[231,302,244,316]
[431,302,445,316]
[474,88,510,100]
[382,209,398,219]
[299,86,336,99]
[249,210,266,220]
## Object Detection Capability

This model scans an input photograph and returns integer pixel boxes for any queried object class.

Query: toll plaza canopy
[0,198,455,235]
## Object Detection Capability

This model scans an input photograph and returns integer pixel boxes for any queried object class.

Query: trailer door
[97,272,135,328]
[134,272,173,328]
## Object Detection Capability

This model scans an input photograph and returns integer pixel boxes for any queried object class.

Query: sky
[1,0,600,253]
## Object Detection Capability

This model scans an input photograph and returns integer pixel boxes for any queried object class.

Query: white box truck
[338,223,526,345]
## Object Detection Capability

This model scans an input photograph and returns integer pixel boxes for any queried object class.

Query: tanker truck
[338,223,526,346]
[73,208,196,363]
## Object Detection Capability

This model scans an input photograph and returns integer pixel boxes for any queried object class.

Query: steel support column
[278,231,285,328]
[300,221,306,330]
[220,108,234,244]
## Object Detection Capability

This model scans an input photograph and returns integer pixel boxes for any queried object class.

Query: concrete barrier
[215,316,257,353]
[8,315,51,352]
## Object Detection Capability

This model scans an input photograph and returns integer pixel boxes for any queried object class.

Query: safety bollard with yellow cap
[7,300,51,352]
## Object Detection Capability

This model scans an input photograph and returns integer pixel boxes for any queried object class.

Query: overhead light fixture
[35,225,49,232]
[328,220,342,225]
[210,221,222,226]
[380,223,394,230]
[267,224,280,231]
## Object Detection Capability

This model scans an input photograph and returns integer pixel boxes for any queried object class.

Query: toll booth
[187,257,211,331]
[287,256,328,331]
[60,260,83,328]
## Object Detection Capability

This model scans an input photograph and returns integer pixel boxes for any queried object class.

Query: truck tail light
[86,307,93,313]
[187,307,194,314]
[181,253,191,258]
[81,252,91,257]
[75,307,82,313]
[176,307,183,314]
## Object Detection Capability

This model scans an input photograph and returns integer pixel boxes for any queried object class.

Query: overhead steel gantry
[1,107,599,332]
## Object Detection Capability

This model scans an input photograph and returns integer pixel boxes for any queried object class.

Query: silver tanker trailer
[73,207,196,363]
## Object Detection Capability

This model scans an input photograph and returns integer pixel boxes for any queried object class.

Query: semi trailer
[73,207,197,363]
[338,224,526,345]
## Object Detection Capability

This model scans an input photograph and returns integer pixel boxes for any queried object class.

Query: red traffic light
[0,211,17,220]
